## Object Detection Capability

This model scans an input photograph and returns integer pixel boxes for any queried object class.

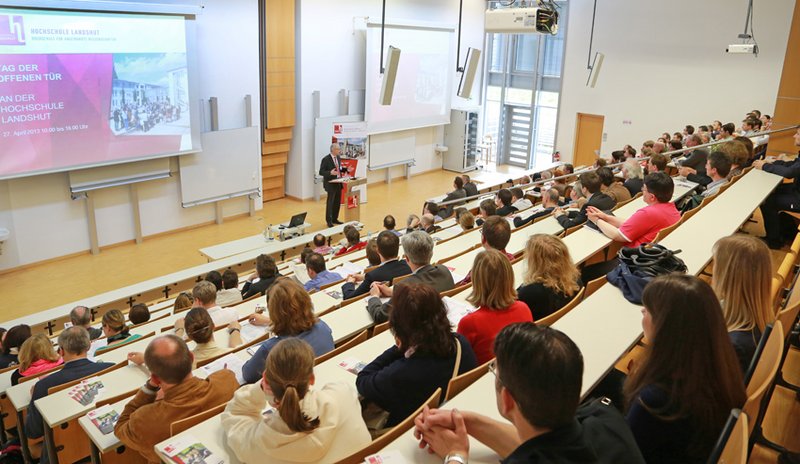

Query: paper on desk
[290,263,310,284]
[443,296,477,326]
[68,377,105,406]
[332,261,365,280]
[363,450,410,463]
[338,357,367,375]
[161,434,223,464]
[87,404,119,435]
[87,339,108,361]
[202,353,246,385]
[239,322,268,343]
[445,266,466,285]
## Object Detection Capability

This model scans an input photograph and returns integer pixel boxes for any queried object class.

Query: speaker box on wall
[586,52,604,88]
[457,47,482,99]
[380,46,401,105]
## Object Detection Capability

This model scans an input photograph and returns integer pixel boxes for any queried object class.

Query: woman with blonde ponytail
[222,339,370,463]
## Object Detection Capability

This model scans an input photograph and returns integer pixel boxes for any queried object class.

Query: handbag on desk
[607,243,687,304]
[360,338,462,438]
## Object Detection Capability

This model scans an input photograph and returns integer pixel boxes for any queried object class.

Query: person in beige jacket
[222,338,370,464]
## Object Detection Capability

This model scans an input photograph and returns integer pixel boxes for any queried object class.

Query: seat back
[563,223,582,237]
[777,301,800,345]
[169,402,227,437]
[742,321,783,436]
[707,409,748,464]
[583,277,606,300]
[334,388,442,464]
[537,288,585,326]
[440,283,472,298]
[653,219,682,242]
[315,330,369,365]
[371,321,391,337]
[445,360,491,402]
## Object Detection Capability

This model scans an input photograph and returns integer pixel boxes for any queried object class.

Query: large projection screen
[0,7,201,180]
[365,20,455,135]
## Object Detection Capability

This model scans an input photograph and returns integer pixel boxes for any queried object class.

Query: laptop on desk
[281,212,307,228]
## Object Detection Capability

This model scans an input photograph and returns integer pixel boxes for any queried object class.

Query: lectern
[331,177,367,223]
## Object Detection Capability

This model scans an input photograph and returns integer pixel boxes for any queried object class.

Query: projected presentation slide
[0,8,194,179]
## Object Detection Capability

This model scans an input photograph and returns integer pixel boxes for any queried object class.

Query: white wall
[0,0,262,271]
[555,0,795,160]
[290,0,486,199]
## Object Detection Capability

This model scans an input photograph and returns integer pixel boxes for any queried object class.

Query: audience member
[440,176,467,218]
[568,181,586,209]
[423,201,443,222]
[717,122,735,142]
[115,335,239,462]
[721,140,749,178]
[624,275,746,463]
[0,325,30,369]
[334,224,367,257]
[458,216,514,286]
[495,188,515,216]
[69,306,103,340]
[421,213,440,234]
[383,214,402,236]
[25,327,113,463]
[312,233,333,255]
[242,278,334,383]
[753,127,800,248]
[224,338,370,463]
[192,281,239,326]
[205,270,223,292]
[406,213,421,232]
[554,171,615,230]
[95,309,141,354]
[242,254,281,299]
[517,234,582,321]
[217,269,243,307]
[341,231,411,300]
[510,187,532,211]
[364,238,381,266]
[303,253,341,291]
[366,231,455,323]
[462,174,479,197]
[128,303,151,325]
[683,124,695,136]
[458,211,476,231]
[170,307,243,365]
[652,142,666,155]
[623,145,637,159]
[172,292,193,314]
[587,172,680,248]
[702,151,732,198]
[733,136,756,166]
[357,283,478,427]
[622,159,644,196]
[0,328,6,354]
[414,323,645,463]
[475,199,497,226]
[514,188,560,228]
[458,250,532,364]
[11,334,63,385]
[597,166,632,204]
[671,132,683,143]
[711,235,775,374]
[648,153,669,174]
[594,157,608,168]
[611,150,626,163]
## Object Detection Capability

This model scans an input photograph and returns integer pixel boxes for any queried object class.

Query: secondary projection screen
[0,7,200,180]
[365,21,455,135]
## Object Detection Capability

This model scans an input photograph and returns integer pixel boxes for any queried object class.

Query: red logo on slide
[0,15,25,45]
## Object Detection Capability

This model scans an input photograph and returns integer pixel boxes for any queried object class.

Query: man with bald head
[116,335,238,463]
[69,305,103,340]
[319,142,346,227]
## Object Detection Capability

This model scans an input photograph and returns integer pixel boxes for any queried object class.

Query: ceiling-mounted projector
[485,7,559,34]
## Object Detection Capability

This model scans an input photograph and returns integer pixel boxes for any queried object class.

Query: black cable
[587,0,598,69]
[380,0,386,73]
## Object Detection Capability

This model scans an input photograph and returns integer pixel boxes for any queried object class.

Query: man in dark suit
[513,187,560,228]
[366,231,454,323]
[26,327,114,463]
[70,305,103,340]
[554,171,616,229]
[754,128,800,249]
[319,143,345,227]
[341,231,411,300]
[461,174,479,198]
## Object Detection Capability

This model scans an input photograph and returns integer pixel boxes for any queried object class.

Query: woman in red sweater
[457,249,532,364]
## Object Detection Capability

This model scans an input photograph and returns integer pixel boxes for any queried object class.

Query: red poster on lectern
[338,158,359,203]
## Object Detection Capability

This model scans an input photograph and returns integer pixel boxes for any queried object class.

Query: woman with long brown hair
[357,283,477,427]
[625,274,746,463]
[457,249,532,364]
[517,234,582,320]
[223,339,370,463]
[241,278,334,384]
[711,234,775,373]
